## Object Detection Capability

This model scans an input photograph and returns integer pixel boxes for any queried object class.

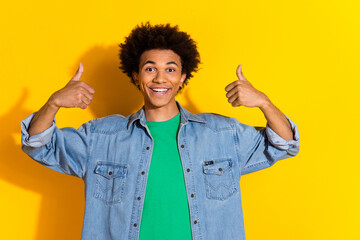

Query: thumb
[70,62,84,81]
[236,64,247,81]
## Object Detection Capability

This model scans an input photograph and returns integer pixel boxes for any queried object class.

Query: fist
[225,64,269,108]
[49,63,95,109]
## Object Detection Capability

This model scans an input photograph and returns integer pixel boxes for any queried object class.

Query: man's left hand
[225,64,270,108]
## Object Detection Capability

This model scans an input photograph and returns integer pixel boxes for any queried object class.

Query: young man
[21,22,300,240]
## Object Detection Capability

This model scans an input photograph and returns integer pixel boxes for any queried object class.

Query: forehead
[139,49,181,65]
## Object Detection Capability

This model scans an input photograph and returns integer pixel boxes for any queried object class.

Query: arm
[22,114,93,178]
[259,100,293,141]
[28,100,59,136]
[225,64,294,140]
[21,63,95,178]
[28,62,95,136]
[225,64,299,174]
[231,115,299,175]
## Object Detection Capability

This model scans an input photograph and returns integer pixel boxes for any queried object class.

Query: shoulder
[195,112,235,131]
[194,112,256,133]
[83,114,129,134]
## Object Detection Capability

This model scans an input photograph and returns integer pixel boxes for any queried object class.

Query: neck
[144,101,180,122]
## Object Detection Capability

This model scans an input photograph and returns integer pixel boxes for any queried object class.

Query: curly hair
[118,22,201,89]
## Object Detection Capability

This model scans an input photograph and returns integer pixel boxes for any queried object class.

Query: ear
[132,72,139,86]
[180,73,186,87]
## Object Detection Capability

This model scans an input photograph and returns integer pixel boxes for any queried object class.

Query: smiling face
[132,49,186,111]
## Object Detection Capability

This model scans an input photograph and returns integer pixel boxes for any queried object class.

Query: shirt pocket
[202,158,237,200]
[93,162,128,205]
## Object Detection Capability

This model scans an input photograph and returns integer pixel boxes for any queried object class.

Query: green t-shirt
[139,112,192,240]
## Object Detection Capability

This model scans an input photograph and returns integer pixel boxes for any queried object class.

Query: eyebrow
[143,60,178,66]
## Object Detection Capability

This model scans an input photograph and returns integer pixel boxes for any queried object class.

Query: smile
[150,88,170,93]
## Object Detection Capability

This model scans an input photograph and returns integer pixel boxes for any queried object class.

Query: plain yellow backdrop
[1,0,359,239]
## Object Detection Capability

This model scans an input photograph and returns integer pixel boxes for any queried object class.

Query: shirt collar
[127,101,206,129]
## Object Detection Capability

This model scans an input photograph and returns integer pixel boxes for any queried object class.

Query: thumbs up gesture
[48,63,95,109]
[225,64,269,108]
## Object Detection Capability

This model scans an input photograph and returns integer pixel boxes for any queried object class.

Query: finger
[80,88,94,101]
[81,95,91,105]
[225,85,240,99]
[225,80,241,92]
[79,102,88,109]
[71,62,84,82]
[228,93,238,104]
[236,64,247,81]
[231,100,241,107]
[80,82,95,94]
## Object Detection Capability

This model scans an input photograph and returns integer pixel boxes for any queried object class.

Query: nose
[153,70,167,83]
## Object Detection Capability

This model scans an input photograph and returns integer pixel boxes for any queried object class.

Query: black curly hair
[119,22,201,90]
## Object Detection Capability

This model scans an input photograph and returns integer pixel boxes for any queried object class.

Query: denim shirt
[21,102,300,240]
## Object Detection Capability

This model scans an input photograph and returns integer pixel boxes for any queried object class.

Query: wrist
[259,96,272,111]
[46,96,61,112]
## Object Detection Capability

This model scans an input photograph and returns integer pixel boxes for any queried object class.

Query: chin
[145,97,175,109]
[148,100,171,108]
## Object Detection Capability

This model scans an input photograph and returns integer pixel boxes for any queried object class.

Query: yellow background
[1,0,359,239]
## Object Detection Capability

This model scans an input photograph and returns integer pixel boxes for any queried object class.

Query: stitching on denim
[244,161,269,169]
[93,161,128,206]
[39,135,44,146]
[128,133,152,239]
[203,159,237,201]
[93,178,125,206]
[244,150,275,170]
[179,125,203,240]
[89,116,128,134]
[231,118,244,175]
[82,124,93,180]
[90,128,127,135]
[58,161,71,175]
[193,123,232,132]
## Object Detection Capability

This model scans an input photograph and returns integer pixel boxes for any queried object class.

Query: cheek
[139,75,151,86]
[172,75,184,84]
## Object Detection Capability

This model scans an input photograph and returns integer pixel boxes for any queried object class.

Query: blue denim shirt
[21,102,300,240]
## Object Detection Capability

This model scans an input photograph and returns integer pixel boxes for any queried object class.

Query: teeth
[152,88,168,92]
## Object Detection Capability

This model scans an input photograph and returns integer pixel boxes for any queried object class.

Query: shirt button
[194,220,197,224]
[191,194,194,198]
[181,145,184,148]
[108,171,113,175]
[146,147,150,150]
[141,171,145,175]
[186,168,190,172]
[137,197,141,200]
[218,168,222,171]
[133,223,137,227]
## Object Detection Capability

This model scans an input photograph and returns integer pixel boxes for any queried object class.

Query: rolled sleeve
[21,112,92,178]
[265,115,300,155]
[233,114,300,175]
[21,112,56,148]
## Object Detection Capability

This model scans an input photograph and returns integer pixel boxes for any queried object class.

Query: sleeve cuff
[21,112,56,147]
[265,115,300,152]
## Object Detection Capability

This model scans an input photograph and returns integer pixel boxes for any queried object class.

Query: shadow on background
[0,44,200,239]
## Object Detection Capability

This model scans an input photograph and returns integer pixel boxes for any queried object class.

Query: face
[132,49,186,110]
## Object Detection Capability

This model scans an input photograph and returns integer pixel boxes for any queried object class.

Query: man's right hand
[27,63,95,137]
[48,63,95,110]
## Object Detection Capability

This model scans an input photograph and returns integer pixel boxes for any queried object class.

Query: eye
[146,67,156,72]
[167,68,175,72]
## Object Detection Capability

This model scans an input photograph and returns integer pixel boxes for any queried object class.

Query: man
[21,22,300,240]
